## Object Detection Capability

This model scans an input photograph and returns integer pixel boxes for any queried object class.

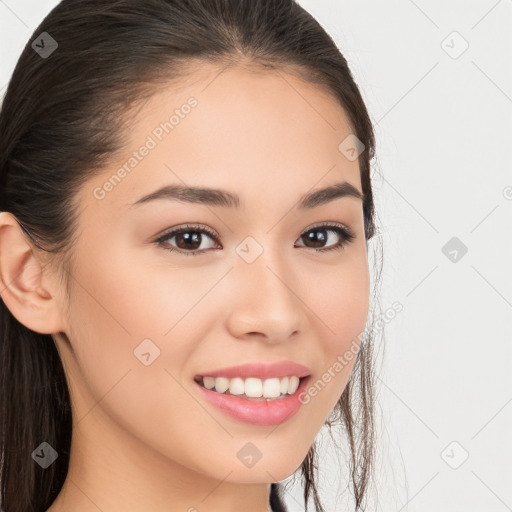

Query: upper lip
[196,360,311,380]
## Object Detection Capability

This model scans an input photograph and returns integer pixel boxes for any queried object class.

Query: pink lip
[195,360,311,379]
[194,375,311,426]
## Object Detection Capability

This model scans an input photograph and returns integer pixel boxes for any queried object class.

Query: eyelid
[305,220,352,232]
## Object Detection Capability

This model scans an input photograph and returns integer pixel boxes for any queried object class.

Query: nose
[224,248,307,344]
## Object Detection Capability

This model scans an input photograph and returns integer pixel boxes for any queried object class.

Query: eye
[154,224,220,256]
[295,222,355,253]
[154,221,355,256]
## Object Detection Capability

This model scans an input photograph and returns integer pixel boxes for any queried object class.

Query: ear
[0,212,66,335]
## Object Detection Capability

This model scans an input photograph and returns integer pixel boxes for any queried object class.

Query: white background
[1,1,511,511]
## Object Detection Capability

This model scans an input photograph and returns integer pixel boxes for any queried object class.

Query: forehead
[82,62,362,215]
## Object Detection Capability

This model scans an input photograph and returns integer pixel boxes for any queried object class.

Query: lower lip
[194,376,311,426]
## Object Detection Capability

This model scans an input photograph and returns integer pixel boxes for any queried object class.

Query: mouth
[193,374,309,402]
[193,373,312,426]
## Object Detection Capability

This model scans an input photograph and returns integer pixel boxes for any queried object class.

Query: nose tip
[225,260,305,342]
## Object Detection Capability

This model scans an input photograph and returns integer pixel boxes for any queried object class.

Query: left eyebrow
[298,181,363,209]
[127,180,363,210]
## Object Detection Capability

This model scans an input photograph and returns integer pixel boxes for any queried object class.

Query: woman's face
[52,63,369,489]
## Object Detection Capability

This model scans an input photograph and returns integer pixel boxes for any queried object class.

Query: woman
[0,1,383,511]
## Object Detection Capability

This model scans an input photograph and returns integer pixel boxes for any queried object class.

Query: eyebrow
[128,180,363,210]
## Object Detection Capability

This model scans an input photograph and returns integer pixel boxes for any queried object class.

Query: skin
[0,63,369,512]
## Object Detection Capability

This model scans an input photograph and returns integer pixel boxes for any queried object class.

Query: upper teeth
[201,376,301,398]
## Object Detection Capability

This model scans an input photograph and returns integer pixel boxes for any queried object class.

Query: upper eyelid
[304,220,352,232]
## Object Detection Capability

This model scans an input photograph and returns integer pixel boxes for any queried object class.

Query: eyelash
[154,222,355,257]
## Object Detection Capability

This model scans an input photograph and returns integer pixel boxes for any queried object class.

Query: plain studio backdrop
[1,1,511,511]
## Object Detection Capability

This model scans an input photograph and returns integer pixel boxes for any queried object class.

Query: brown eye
[295,223,355,252]
[154,222,355,256]
[155,224,220,256]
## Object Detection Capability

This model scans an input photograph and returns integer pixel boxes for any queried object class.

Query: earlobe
[0,212,65,335]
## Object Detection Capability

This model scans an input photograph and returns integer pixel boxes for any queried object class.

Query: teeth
[201,375,301,399]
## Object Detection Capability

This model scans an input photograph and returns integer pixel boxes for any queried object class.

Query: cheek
[70,241,214,345]
[64,251,225,467]
[301,251,369,406]
[63,245,193,409]
[310,250,370,345]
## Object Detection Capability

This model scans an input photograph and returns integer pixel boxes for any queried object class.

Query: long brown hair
[0,1,382,510]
